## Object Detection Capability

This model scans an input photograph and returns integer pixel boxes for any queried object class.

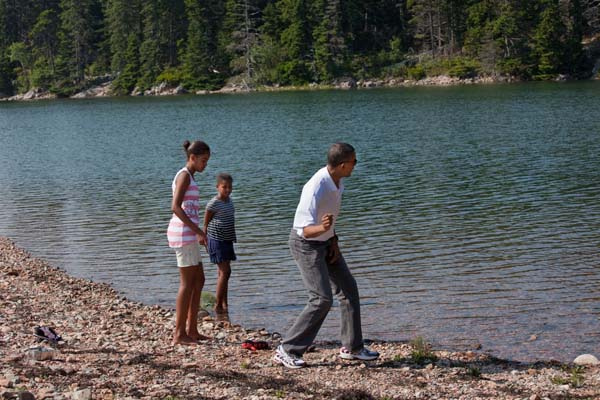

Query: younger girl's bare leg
[173,266,198,345]
[187,265,210,341]
[214,261,231,313]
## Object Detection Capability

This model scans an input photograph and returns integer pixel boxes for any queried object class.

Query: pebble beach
[1,236,599,400]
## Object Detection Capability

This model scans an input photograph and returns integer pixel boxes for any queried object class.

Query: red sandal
[242,340,269,351]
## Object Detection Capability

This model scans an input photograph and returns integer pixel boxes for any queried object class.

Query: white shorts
[174,242,202,267]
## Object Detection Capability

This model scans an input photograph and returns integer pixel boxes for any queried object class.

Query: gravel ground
[1,237,598,400]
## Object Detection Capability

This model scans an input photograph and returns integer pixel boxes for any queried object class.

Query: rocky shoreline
[0,73,583,102]
[1,236,599,400]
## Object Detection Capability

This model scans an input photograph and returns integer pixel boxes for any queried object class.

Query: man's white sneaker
[273,345,306,369]
[339,346,380,361]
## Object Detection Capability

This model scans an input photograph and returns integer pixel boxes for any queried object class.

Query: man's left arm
[327,232,341,264]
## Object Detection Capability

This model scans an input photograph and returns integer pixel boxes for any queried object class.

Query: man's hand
[321,213,334,231]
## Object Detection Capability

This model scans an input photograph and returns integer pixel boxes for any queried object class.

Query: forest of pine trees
[1,0,599,96]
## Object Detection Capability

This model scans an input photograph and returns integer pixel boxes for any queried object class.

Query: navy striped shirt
[205,196,236,242]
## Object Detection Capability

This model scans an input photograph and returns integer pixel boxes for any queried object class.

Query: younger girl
[203,173,237,313]
[167,140,211,345]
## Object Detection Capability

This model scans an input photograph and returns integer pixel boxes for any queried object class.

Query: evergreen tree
[533,0,566,77]
[29,9,60,88]
[105,0,141,74]
[583,0,600,35]
[277,0,312,84]
[57,0,97,85]
[139,0,162,89]
[112,32,141,94]
[8,41,33,90]
[138,0,187,88]
[313,0,347,81]
[563,0,585,75]
[163,0,187,67]
[182,0,224,89]
[409,0,439,57]
[253,2,287,84]
[220,0,260,84]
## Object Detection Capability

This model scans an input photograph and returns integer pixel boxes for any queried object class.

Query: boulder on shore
[5,88,56,101]
[574,354,600,366]
[334,77,357,89]
[143,82,187,96]
[71,82,112,99]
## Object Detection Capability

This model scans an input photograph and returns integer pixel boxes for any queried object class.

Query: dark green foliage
[112,33,141,94]
[313,0,347,81]
[219,0,260,84]
[181,0,224,90]
[57,0,97,84]
[533,0,565,78]
[106,0,141,74]
[0,0,597,96]
[0,49,14,95]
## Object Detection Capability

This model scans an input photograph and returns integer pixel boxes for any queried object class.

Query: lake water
[1,83,599,362]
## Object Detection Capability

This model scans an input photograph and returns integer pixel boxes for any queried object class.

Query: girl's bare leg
[187,265,210,341]
[214,261,231,313]
[173,266,198,345]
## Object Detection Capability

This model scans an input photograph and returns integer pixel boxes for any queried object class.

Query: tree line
[1,0,599,96]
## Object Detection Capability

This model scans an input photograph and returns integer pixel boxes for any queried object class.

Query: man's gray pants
[282,230,364,356]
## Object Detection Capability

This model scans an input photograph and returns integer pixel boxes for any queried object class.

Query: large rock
[573,354,599,365]
[5,88,55,101]
[71,388,92,400]
[23,89,39,100]
[71,82,112,99]
[144,82,188,96]
[335,77,357,90]
[131,86,143,96]
[217,84,251,93]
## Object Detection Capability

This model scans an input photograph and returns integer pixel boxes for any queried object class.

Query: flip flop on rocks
[34,326,63,346]
[241,340,269,351]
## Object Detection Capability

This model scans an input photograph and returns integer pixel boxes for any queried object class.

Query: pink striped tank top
[167,167,200,248]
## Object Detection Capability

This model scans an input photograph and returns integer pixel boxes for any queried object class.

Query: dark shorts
[207,237,237,264]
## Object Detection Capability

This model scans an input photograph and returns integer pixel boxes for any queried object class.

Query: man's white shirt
[293,166,344,241]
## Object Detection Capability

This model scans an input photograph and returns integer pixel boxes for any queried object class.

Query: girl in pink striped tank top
[167,140,211,345]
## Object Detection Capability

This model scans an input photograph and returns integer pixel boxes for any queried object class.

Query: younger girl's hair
[216,172,233,184]
[183,140,210,158]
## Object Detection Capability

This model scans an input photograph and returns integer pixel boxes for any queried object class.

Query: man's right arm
[302,213,333,238]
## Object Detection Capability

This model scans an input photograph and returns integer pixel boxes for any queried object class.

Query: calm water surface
[1,83,599,362]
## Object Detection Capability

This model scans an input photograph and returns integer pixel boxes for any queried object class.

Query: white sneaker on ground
[339,346,380,361]
[272,345,307,369]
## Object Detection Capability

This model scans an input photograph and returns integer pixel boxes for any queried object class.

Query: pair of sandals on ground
[273,344,379,369]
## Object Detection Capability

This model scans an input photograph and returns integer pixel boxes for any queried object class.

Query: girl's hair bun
[183,140,210,158]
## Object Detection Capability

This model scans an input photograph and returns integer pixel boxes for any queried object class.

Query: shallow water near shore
[1,82,599,362]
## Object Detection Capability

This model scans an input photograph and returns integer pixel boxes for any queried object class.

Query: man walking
[273,142,379,368]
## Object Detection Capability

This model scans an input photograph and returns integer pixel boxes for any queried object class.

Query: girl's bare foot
[214,306,228,314]
[188,332,211,341]
[172,334,198,346]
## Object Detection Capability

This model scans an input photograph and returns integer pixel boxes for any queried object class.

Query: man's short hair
[327,142,355,167]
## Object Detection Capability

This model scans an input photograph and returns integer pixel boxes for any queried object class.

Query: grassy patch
[466,366,481,378]
[200,292,216,308]
[410,336,438,365]
[550,366,585,388]
[392,354,406,362]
